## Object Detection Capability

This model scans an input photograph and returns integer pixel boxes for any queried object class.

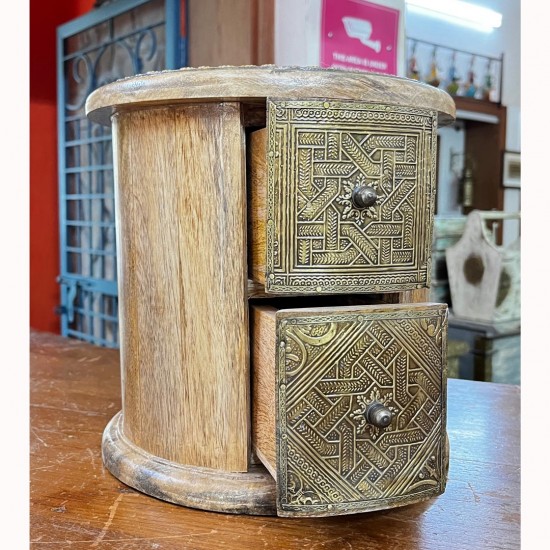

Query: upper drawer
[248,98,438,295]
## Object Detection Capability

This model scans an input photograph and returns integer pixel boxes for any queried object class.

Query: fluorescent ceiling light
[406,0,502,32]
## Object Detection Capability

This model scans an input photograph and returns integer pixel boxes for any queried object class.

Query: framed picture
[503,151,521,188]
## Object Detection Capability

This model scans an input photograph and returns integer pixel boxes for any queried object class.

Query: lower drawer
[251,302,448,517]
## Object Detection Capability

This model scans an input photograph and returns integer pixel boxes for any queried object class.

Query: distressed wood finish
[398,288,430,303]
[248,128,268,285]
[113,103,249,472]
[188,0,275,68]
[253,0,275,66]
[30,331,520,548]
[103,412,276,515]
[251,305,278,478]
[85,66,456,127]
[251,303,448,517]
[384,288,430,304]
[188,0,255,68]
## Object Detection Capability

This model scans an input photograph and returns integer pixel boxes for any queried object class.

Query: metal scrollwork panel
[275,305,448,517]
[266,99,438,294]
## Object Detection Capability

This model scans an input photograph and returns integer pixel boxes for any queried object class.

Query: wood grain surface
[30,330,520,549]
[251,305,278,477]
[248,127,267,285]
[102,412,276,516]
[188,0,274,69]
[113,104,249,471]
[380,288,430,304]
[188,0,254,68]
[253,0,275,66]
[85,66,456,127]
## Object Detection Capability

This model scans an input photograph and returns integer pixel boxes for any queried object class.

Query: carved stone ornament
[266,99,438,294]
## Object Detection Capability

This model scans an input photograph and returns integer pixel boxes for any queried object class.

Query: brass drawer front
[275,304,447,516]
[266,99,437,294]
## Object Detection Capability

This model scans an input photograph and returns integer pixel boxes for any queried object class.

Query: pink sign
[321,0,400,75]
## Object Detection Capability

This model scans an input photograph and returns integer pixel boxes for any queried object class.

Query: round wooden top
[86,65,456,126]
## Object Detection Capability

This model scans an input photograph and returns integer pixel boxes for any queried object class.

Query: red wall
[30,0,95,333]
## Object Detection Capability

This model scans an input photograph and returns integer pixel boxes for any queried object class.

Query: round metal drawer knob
[351,186,378,208]
[365,402,392,428]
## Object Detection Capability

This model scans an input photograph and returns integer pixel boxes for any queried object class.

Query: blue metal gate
[57,0,187,347]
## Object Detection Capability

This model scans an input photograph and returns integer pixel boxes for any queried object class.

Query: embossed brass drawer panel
[251,303,448,517]
[248,99,438,294]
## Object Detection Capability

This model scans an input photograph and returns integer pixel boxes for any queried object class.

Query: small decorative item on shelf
[464,55,477,98]
[446,51,460,96]
[407,40,421,80]
[427,46,441,87]
[460,166,475,212]
[482,59,493,101]
[456,154,475,213]
[405,37,502,104]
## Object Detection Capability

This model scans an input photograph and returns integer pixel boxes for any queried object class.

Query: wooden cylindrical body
[113,103,249,472]
[87,66,456,516]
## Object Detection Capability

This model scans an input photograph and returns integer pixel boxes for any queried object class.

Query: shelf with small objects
[406,38,503,106]
[407,38,507,219]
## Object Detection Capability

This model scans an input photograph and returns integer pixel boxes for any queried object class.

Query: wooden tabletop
[30,330,520,549]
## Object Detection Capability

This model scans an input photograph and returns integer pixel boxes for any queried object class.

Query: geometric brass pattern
[266,99,438,294]
[275,304,448,517]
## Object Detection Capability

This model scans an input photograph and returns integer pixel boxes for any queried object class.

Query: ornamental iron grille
[57,0,187,347]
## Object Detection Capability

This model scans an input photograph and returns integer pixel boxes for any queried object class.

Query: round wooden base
[102,412,277,516]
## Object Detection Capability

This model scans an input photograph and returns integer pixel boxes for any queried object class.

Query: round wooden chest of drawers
[86,65,455,517]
